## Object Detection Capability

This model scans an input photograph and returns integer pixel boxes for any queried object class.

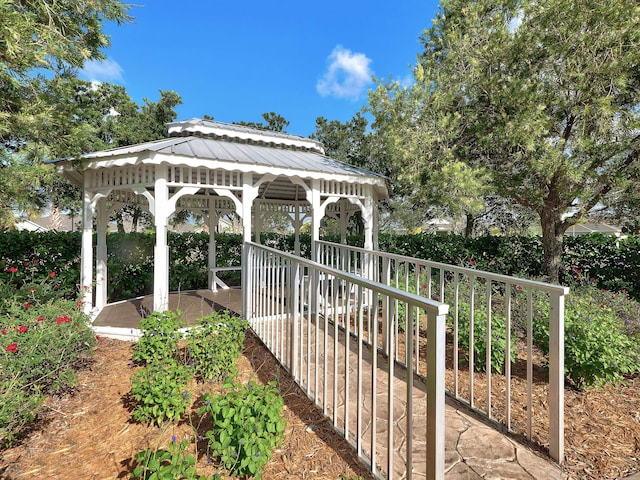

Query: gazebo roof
[57,119,388,199]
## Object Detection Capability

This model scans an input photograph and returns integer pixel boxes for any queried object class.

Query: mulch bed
[0,333,374,479]
[1,326,639,479]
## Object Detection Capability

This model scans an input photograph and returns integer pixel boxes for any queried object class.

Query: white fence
[315,240,569,464]
[243,242,449,480]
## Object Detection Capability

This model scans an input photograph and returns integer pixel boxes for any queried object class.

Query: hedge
[1,231,637,302]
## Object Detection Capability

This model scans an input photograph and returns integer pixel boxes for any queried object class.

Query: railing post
[242,242,253,322]
[549,290,565,464]
[289,260,301,380]
[381,256,391,355]
[427,307,447,480]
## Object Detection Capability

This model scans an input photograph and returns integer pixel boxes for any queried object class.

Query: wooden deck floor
[92,289,243,329]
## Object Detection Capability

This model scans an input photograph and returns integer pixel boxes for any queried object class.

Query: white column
[80,190,95,315]
[95,197,108,310]
[255,203,263,245]
[208,208,218,290]
[153,166,170,312]
[241,173,258,243]
[310,180,322,261]
[293,204,302,257]
[241,173,259,318]
[339,200,348,244]
[363,189,374,251]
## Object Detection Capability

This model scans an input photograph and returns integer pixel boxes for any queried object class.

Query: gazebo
[56,118,388,315]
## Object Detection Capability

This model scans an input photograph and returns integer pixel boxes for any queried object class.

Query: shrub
[185,311,249,381]
[199,380,286,479]
[532,288,640,389]
[130,359,192,425]
[132,310,184,365]
[0,274,95,447]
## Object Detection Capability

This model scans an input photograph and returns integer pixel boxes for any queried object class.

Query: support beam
[153,166,170,312]
[95,197,108,310]
[80,190,96,315]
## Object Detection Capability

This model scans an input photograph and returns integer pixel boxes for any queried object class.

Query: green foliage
[454,302,516,374]
[185,311,249,381]
[0,1,130,226]
[132,439,206,480]
[0,231,81,300]
[532,288,640,389]
[199,381,286,479]
[130,359,192,426]
[369,0,640,282]
[132,311,184,365]
[0,272,96,447]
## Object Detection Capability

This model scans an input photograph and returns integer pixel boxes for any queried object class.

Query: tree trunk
[539,207,568,284]
[464,213,475,238]
[132,207,140,233]
[116,211,124,233]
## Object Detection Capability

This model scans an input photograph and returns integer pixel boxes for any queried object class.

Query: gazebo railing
[315,240,569,464]
[243,241,449,480]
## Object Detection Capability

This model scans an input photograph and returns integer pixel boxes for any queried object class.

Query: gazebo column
[339,201,348,244]
[241,173,259,243]
[153,166,170,312]
[255,204,263,245]
[363,190,374,251]
[293,203,304,257]
[80,190,96,315]
[310,180,322,261]
[95,197,108,310]
[241,173,259,319]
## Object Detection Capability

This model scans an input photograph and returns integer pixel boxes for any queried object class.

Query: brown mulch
[1,326,639,480]
[0,333,374,480]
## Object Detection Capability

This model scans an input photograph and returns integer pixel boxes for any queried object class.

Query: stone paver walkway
[95,290,563,479]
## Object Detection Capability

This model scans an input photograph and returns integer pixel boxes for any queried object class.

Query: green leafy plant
[199,380,286,479]
[132,439,206,480]
[532,289,640,389]
[133,311,184,365]
[185,311,249,381]
[454,301,516,374]
[130,359,192,425]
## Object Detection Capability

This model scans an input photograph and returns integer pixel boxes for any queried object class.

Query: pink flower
[6,343,18,353]
[1,329,7,335]
[36,316,45,323]
[49,272,56,278]
[7,267,17,273]
[17,325,28,333]
[23,302,31,309]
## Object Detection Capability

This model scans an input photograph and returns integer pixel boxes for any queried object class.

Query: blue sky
[80,1,440,137]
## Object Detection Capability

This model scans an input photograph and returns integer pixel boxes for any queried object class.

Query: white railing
[315,240,569,464]
[242,242,449,480]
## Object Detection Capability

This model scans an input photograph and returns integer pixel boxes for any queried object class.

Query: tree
[0,0,130,227]
[369,0,640,282]
[234,112,290,132]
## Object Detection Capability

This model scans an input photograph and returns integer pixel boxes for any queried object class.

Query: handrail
[315,239,568,464]
[243,241,449,480]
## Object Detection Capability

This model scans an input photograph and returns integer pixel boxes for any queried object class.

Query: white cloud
[80,58,124,83]
[317,45,373,101]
